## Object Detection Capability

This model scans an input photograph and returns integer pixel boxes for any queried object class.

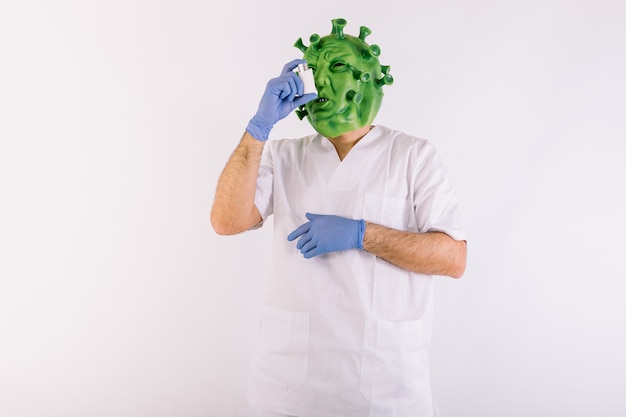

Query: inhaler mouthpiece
[296,63,317,95]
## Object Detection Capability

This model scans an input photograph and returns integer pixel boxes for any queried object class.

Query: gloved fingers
[281,59,307,76]
[299,236,317,253]
[287,222,311,241]
[284,73,301,101]
[305,212,322,221]
[272,78,294,100]
[273,73,301,101]
[290,71,307,100]
[303,246,323,259]
[295,231,313,250]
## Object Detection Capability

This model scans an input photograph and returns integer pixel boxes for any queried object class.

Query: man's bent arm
[210,132,264,235]
[363,222,467,278]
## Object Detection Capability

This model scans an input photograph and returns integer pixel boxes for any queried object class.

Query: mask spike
[362,44,381,60]
[346,90,363,104]
[381,65,390,75]
[309,34,322,51]
[295,106,309,120]
[376,73,394,88]
[352,70,371,83]
[359,26,371,41]
[294,38,308,53]
[331,18,347,39]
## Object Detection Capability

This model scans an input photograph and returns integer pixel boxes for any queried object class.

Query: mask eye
[330,61,349,72]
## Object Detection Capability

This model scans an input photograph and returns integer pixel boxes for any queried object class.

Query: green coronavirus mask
[294,18,394,138]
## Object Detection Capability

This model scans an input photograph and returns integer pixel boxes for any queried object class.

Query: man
[211,18,466,417]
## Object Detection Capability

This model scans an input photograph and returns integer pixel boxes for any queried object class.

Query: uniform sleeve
[253,143,274,226]
[412,142,466,241]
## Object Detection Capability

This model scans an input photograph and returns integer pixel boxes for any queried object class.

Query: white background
[1,1,625,416]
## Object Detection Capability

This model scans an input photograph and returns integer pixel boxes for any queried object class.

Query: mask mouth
[309,97,333,110]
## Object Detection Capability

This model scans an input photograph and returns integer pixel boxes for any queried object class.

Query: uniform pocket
[360,318,429,400]
[250,306,310,388]
[362,194,415,231]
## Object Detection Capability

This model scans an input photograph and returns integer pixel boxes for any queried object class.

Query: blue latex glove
[287,213,366,258]
[246,59,318,142]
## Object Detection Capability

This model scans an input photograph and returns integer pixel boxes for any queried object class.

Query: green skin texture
[302,36,384,139]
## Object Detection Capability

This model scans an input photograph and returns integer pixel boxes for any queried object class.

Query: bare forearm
[363,222,466,278]
[210,132,264,235]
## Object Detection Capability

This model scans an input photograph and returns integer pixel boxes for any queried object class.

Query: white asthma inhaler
[296,63,317,95]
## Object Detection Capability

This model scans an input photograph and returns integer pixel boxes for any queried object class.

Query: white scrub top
[247,125,465,417]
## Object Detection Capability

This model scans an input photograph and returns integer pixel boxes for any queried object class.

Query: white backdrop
[1,1,625,416]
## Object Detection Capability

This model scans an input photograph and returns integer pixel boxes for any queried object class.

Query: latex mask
[294,18,394,138]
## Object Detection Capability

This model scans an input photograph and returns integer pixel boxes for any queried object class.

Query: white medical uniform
[248,125,465,417]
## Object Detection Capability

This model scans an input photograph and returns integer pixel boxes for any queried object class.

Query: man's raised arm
[210,59,317,235]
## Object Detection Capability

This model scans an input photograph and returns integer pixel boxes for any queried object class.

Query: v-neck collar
[317,125,380,159]
[311,125,387,188]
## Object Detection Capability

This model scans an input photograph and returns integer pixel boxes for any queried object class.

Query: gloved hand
[246,59,318,142]
[287,213,366,258]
